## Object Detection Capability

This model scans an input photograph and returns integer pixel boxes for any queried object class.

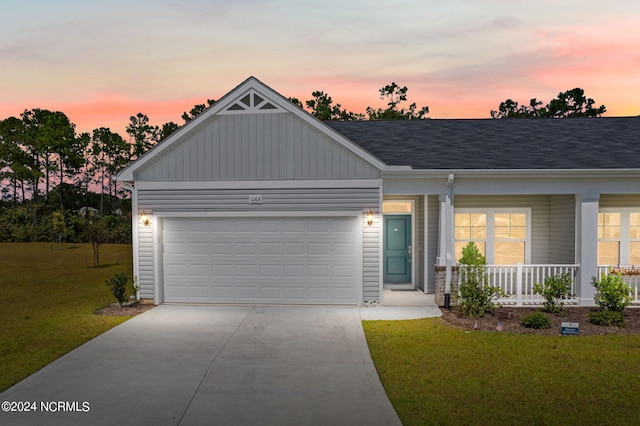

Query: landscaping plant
[106,272,131,307]
[533,272,573,313]
[456,242,504,317]
[587,310,625,326]
[588,273,632,326]
[520,312,552,329]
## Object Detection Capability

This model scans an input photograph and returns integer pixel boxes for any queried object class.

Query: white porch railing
[597,266,640,304]
[458,264,579,306]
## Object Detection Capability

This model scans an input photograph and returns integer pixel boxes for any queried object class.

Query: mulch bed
[440,306,640,335]
[94,301,155,317]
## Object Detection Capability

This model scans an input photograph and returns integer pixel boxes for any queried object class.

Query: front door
[383,214,412,283]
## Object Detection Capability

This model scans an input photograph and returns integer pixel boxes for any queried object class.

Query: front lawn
[0,243,134,392]
[364,318,640,425]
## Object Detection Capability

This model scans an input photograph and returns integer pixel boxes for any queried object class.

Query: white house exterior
[117,77,640,306]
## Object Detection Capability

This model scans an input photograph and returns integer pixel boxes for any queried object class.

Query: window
[494,213,526,264]
[597,212,620,265]
[598,210,640,265]
[454,213,486,260]
[631,213,640,264]
[454,209,529,264]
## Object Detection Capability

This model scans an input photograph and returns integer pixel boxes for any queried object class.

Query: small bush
[588,310,625,326]
[520,312,552,329]
[106,272,129,307]
[591,273,632,312]
[456,242,505,317]
[533,273,573,313]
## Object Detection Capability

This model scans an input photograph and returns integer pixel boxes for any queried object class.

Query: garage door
[162,217,360,304]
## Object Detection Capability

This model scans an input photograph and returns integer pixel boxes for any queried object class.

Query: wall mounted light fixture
[366,209,374,226]
[140,211,150,227]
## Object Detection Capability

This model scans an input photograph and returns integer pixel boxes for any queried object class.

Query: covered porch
[381,184,640,307]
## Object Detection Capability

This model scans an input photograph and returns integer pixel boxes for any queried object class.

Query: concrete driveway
[0,305,402,426]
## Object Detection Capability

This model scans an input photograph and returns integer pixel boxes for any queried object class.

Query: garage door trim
[152,211,364,305]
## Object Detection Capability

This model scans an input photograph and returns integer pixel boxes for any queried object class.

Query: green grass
[0,243,134,392]
[364,318,640,425]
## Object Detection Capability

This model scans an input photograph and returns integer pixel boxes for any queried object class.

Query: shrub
[587,310,625,326]
[106,272,130,307]
[533,273,573,313]
[456,242,505,317]
[591,273,632,312]
[520,312,552,329]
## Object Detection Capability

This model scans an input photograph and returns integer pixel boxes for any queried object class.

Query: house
[116,77,640,307]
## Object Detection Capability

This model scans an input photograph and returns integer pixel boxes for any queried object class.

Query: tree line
[0,83,603,244]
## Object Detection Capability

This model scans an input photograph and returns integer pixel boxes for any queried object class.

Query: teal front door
[384,214,412,283]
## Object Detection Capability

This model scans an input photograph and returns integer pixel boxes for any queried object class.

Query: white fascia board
[135,178,383,191]
[382,168,640,180]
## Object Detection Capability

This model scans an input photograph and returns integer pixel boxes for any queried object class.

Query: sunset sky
[1,0,638,137]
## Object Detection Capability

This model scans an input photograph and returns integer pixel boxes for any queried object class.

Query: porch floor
[359,290,442,321]
[382,289,436,307]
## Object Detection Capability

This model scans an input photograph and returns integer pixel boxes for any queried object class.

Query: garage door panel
[163,217,359,304]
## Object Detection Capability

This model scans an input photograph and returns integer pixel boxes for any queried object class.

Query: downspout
[444,173,454,309]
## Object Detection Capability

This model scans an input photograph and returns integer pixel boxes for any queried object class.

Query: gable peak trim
[219,88,286,115]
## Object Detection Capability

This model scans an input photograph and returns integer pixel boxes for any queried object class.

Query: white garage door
[162,217,360,304]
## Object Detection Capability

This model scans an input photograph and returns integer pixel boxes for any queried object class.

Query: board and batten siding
[136,113,380,181]
[454,195,575,264]
[136,187,381,303]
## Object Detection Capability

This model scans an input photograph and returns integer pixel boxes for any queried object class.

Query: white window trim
[598,208,640,265]
[454,208,532,264]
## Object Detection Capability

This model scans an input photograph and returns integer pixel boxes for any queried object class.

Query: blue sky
[1,0,638,135]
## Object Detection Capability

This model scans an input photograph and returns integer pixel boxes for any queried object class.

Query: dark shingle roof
[325,117,640,169]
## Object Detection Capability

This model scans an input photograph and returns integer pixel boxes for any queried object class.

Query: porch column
[575,193,599,306]
[436,192,454,267]
[435,191,455,305]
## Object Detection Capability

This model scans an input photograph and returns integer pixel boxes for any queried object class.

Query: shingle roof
[325,117,640,169]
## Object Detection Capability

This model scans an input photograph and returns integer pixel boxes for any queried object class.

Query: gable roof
[117,77,385,181]
[325,117,640,170]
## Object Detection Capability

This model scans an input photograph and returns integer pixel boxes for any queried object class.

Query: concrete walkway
[1,305,403,426]
[360,290,443,320]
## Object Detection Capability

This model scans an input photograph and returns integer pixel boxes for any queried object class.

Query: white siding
[137,218,154,300]
[136,187,381,302]
[137,113,380,181]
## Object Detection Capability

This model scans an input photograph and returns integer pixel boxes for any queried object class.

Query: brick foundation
[434,265,458,307]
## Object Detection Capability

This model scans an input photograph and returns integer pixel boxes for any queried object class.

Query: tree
[181,99,216,123]
[305,91,364,121]
[366,82,429,120]
[0,117,33,202]
[90,128,130,214]
[82,211,109,267]
[491,88,606,118]
[20,109,79,199]
[288,97,304,108]
[159,121,180,141]
[52,210,66,244]
[126,113,159,160]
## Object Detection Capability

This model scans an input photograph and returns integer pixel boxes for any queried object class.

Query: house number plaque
[249,195,263,205]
